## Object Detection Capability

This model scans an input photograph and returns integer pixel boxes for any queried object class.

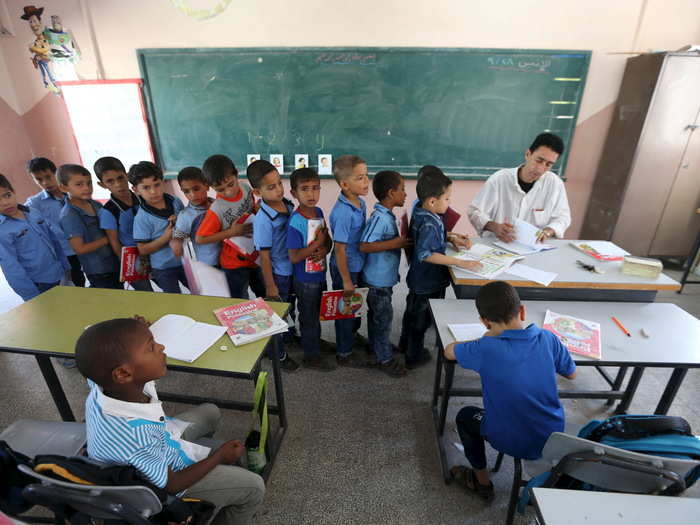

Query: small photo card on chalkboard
[318,154,332,175]
[270,154,284,173]
[246,154,260,166]
[295,154,308,169]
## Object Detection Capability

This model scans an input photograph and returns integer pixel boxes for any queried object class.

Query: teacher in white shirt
[467,132,571,243]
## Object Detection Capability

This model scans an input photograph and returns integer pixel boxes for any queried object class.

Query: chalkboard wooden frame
[138,47,590,180]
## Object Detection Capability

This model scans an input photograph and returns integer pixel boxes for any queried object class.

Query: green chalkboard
[138,47,590,179]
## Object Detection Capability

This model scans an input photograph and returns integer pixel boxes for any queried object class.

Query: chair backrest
[541,432,700,494]
[18,464,162,520]
[0,420,86,458]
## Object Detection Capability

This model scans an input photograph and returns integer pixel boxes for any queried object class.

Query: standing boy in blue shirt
[25,156,85,287]
[169,166,220,267]
[95,156,153,292]
[58,164,121,289]
[0,173,68,301]
[399,167,480,369]
[130,161,186,294]
[248,159,299,372]
[444,281,576,501]
[359,170,409,377]
[329,155,371,367]
[287,168,335,371]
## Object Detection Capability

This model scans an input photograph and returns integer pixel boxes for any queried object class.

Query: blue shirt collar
[414,206,440,222]
[338,192,364,211]
[497,323,539,340]
[373,203,395,217]
[259,198,294,220]
[40,189,66,201]
[66,199,99,216]
[188,197,214,212]
[0,204,31,224]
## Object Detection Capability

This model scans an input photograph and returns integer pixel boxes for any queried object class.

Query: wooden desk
[429,298,700,481]
[0,286,290,480]
[531,488,699,524]
[450,239,680,302]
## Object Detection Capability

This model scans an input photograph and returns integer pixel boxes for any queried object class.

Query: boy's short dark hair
[0,174,15,192]
[529,133,565,156]
[177,166,206,185]
[247,160,276,189]
[332,155,365,184]
[290,167,319,191]
[27,157,56,174]
[416,165,451,201]
[57,164,91,186]
[128,161,163,187]
[372,170,402,201]
[75,318,146,387]
[93,157,126,181]
[202,155,237,186]
[475,281,521,324]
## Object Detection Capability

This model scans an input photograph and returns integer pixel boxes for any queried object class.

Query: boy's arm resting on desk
[69,234,109,255]
[165,440,245,494]
[424,252,482,271]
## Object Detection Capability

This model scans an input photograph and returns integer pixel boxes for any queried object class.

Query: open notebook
[493,218,554,255]
[149,314,227,363]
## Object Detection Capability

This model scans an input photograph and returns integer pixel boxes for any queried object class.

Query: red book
[214,298,288,346]
[120,246,150,282]
[319,288,368,321]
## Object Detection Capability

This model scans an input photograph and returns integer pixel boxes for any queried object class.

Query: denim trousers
[399,287,446,364]
[151,266,188,294]
[225,267,266,299]
[67,254,85,287]
[86,272,122,290]
[129,278,153,292]
[293,279,325,359]
[367,286,394,364]
[35,281,60,296]
[273,273,298,338]
[330,265,361,357]
[456,406,487,470]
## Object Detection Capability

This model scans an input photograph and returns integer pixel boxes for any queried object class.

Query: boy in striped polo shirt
[76,317,265,525]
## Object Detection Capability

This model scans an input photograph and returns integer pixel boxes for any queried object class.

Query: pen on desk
[612,316,631,337]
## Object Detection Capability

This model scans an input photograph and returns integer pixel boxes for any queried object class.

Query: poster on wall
[19,5,80,94]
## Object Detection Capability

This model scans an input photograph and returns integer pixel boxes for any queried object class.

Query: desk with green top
[0,286,290,479]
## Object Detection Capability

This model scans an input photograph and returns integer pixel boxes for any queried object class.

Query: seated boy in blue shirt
[169,166,220,267]
[248,159,299,372]
[359,170,409,377]
[0,173,68,301]
[58,164,121,289]
[399,167,480,369]
[75,317,265,525]
[130,161,186,294]
[329,155,372,367]
[287,168,335,371]
[25,156,85,287]
[95,156,153,292]
[444,281,577,502]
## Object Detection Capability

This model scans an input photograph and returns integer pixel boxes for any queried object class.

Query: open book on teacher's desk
[449,244,523,279]
[542,310,602,360]
[150,314,227,363]
[493,218,555,255]
[214,298,288,347]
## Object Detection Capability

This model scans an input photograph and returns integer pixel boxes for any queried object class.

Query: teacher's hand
[536,227,555,243]
[487,221,515,243]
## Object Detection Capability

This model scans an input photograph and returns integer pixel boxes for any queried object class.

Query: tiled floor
[1,268,698,524]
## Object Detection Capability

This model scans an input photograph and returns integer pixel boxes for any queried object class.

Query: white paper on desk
[508,263,558,287]
[448,323,486,342]
[448,244,522,280]
[150,314,227,363]
[493,219,554,255]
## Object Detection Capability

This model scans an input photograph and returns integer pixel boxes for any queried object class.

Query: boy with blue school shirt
[359,170,409,377]
[0,173,68,301]
[58,164,121,289]
[95,156,153,292]
[329,155,372,368]
[399,167,480,369]
[287,168,335,371]
[444,281,576,502]
[169,166,220,267]
[130,161,187,294]
[248,160,300,372]
[25,156,85,287]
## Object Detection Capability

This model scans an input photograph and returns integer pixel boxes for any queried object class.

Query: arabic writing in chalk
[315,53,377,65]
[487,56,552,73]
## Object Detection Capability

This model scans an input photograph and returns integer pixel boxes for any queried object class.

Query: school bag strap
[581,415,692,442]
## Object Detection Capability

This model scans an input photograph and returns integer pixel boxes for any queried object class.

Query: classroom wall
[1,0,699,235]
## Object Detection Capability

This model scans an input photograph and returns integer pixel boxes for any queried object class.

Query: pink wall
[22,94,82,168]
[0,96,36,201]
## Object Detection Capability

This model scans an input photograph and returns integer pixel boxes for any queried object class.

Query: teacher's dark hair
[529,133,564,156]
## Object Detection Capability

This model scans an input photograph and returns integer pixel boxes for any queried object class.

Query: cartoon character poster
[543,310,602,360]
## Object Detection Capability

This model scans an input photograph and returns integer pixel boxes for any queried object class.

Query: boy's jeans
[330,265,361,357]
[152,266,188,294]
[86,272,122,290]
[293,279,325,359]
[399,287,446,364]
[456,406,487,470]
[225,267,266,299]
[272,273,296,358]
[129,278,153,292]
[367,286,394,364]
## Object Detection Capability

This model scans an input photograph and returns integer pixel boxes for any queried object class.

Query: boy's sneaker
[378,358,407,378]
[336,353,373,368]
[405,350,432,370]
[302,355,336,372]
[279,355,300,373]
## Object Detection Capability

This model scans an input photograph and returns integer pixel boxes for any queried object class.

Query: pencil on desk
[612,316,631,337]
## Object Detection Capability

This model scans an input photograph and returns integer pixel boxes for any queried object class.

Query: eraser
[640,328,650,338]
[220,345,229,351]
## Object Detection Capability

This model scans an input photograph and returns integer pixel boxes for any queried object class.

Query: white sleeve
[545,179,571,238]
[467,177,499,234]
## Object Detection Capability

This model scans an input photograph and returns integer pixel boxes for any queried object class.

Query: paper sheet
[449,244,522,280]
[493,218,554,255]
[150,314,227,363]
[448,323,486,342]
[508,263,558,286]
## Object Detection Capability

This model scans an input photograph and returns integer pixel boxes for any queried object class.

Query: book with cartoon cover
[214,298,288,346]
[305,218,326,273]
[120,246,150,282]
[543,310,602,360]
[319,288,369,321]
